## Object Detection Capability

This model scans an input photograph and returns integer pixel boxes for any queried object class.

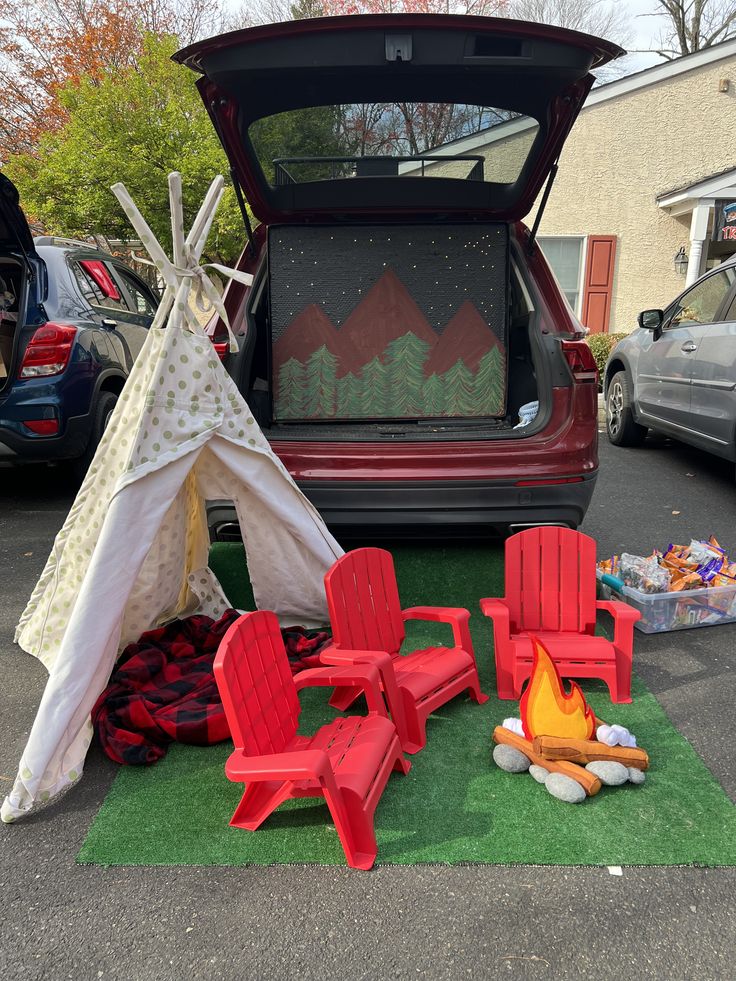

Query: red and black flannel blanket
[91,609,330,766]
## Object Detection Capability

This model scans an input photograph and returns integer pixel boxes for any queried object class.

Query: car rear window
[249,103,539,188]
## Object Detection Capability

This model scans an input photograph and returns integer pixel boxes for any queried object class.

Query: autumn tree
[259,0,510,19]
[0,0,246,161]
[508,0,631,41]
[642,0,736,59]
[4,34,244,263]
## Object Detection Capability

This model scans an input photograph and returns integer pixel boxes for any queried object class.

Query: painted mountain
[337,269,438,373]
[273,303,344,370]
[273,270,506,421]
[424,301,503,376]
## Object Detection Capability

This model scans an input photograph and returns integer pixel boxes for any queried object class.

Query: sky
[619,0,671,73]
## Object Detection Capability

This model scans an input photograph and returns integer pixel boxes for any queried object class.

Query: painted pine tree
[356,356,389,417]
[441,358,475,416]
[423,373,445,416]
[303,344,338,418]
[277,357,308,419]
[473,347,506,415]
[336,371,359,417]
[385,332,432,416]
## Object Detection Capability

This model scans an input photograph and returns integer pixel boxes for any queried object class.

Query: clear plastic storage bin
[596,569,736,633]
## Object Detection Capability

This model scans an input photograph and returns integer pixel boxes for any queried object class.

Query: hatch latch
[385,34,412,62]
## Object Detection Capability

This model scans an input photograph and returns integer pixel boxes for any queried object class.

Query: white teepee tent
[1,175,343,823]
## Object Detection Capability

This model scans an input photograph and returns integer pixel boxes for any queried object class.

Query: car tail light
[19,323,77,378]
[23,419,59,436]
[213,341,229,360]
[561,340,598,383]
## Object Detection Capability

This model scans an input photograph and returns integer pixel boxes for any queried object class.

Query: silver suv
[604,256,736,463]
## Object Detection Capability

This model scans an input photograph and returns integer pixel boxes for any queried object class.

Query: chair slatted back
[504,527,597,634]
[325,548,405,655]
[214,610,301,757]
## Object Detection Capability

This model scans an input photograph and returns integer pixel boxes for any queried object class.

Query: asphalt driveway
[0,430,734,980]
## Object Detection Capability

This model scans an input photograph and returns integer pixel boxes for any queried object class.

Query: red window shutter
[581,236,617,334]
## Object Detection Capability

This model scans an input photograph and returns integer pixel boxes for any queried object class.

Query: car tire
[606,371,647,447]
[71,390,118,481]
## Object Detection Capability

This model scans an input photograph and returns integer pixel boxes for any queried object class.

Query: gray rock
[585,761,629,786]
[627,766,646,785]
[544,772,586,803]
[529,764,549,784]
[493,744,530,773]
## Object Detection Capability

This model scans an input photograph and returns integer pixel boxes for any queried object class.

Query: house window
[538,236,585,315]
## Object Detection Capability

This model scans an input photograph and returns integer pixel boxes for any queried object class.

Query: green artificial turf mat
[78,544,736,868]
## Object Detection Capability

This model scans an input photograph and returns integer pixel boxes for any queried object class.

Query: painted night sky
[269,225,509,422]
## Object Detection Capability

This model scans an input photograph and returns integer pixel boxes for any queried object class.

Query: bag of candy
[620,553,671,594]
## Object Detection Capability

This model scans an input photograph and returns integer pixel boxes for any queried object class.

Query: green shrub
[586,332,628,387]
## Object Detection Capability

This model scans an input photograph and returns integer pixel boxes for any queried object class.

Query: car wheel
[606,371,647,447]
[71,390,118,481]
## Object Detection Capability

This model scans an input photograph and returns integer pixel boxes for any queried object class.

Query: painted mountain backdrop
[273,269,506,421]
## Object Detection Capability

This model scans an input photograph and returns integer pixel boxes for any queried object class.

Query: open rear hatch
[175,16,620,435]
[174,14,622,224]
[0,173,42,391]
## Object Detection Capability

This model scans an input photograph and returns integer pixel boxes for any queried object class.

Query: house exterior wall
[522,54,736,331]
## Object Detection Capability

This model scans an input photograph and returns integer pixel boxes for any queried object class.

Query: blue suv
[1,172,159,477]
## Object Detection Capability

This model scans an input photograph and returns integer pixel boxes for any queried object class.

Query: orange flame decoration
[520,637,596,741]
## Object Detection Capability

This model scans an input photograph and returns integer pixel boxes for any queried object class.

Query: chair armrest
[295,663,388,717]
[319,646,394,670]
[402,606,472,652]
[402,606,470,624]
[479,596,511,626]
[225,749,329,783]
[596,599,641,651]
[596,599,641,622]
[320,646,403,719]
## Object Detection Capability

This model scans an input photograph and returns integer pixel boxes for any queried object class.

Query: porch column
[686,201,712,286]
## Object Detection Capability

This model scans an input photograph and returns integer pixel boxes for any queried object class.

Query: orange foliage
[0,0,227,161]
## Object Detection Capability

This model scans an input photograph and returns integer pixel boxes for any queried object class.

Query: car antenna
[527,160,559,255]
[230,168,256,259]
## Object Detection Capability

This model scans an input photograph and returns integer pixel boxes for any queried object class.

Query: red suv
[175,14,620,536]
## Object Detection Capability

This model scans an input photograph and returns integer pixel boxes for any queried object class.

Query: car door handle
[681,341,697,353]
[101,318,118,329]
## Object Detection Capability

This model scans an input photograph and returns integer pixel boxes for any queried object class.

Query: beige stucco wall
[527,55,736,331]
[474,54,736,331]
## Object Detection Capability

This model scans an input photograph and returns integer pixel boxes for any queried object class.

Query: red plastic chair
[321,547,488,754]
[213,610,410,871]
[480,527,640,703]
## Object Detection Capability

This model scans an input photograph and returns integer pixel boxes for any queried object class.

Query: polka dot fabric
[3,175,343,825]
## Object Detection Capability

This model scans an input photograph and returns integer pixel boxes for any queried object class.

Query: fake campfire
[492,639,649,803]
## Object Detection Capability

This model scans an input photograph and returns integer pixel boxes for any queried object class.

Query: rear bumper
[0,412,92,461]
[0,368,98,462]
[208,472,598,538]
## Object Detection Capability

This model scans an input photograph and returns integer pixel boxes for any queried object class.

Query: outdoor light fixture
[674,246,688,275]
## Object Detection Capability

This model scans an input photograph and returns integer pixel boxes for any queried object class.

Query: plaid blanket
[91,609,330,765]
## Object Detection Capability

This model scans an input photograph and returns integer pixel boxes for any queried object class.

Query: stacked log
[492,726,649,803]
